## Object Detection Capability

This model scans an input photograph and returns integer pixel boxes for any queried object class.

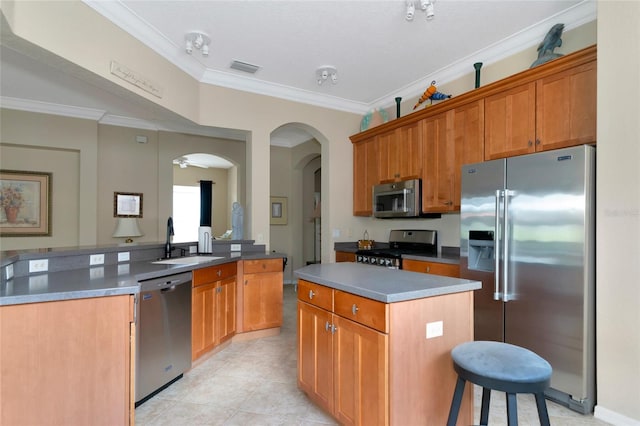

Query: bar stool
[446,341,552,426]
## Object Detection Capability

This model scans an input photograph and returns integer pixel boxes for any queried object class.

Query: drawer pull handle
[217,270,222,277]
[352,304,359,315]
[309,290,315,299]
[426,266,430,273]
[325,321,331,332]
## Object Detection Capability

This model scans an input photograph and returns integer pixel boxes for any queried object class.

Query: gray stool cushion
[452,341,552,392]
[446,341,552,426]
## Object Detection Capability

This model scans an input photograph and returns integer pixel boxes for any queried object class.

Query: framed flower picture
[0,170,52,236]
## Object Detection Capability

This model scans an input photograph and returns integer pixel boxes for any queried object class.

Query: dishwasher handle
[139,271,192,292]
[160,285,177,293]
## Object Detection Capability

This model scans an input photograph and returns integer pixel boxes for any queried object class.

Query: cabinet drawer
[334,290,389,333]
[402,259,459,278]
[243,258,282,274]
[193,262,237,286]
[297,280,333,311]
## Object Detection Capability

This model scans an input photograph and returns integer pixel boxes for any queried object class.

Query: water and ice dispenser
[468,230,495,272]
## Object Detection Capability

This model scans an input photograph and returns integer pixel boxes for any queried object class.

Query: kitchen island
[295,263,481,426]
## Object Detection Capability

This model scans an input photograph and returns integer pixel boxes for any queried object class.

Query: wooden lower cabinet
[335,251,356,262]
[402,259,460,278]
[192,263,237,361]
[297,279,472,425]
[0,295,134,426]
[241,259,283,331]
[333,314,389,426]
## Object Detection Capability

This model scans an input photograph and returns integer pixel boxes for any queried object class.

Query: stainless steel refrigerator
[460,145,595,414]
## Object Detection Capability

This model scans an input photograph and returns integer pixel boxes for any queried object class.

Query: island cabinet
[484,59,596,160]
[238,258,283,332]
[402,258,460,278]
[297,279,473,425]
[0,295,135,426]
[192,262,237,361]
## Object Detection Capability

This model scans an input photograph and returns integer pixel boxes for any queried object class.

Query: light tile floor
[135,284,610,425]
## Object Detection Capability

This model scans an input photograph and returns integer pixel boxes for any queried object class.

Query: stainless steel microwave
[372,179,421,218]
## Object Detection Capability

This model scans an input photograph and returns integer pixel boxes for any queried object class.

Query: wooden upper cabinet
[353,136,378,216]
[422,113,450,212]
[485,57,596,160]
[484,82,537,160]
[423,100,484,213]
[452,100,485,210]
[378,122,423,183]
[351,46,596,215]
[536,61,597,151]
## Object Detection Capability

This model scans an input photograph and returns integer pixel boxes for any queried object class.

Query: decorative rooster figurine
[413,80,451,109]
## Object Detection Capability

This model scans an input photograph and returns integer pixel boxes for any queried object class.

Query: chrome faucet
[165,217,174,258]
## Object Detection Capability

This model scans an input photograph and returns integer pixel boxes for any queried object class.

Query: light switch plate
[231,244,241,252]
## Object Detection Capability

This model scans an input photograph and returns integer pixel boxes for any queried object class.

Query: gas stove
[355,230,437,269]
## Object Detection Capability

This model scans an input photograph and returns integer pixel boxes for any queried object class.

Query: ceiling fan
[173,156,209,169]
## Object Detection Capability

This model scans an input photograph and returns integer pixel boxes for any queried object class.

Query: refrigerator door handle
[502,189,513,302]
[494,190,502,301]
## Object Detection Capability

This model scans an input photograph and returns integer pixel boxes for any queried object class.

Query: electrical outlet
[5,264,14,280]
[117,252,130,262]
[90,254,105,266]
[189,246,197,254]
[29,259,48,273]
[332,228,341,238]
[231,244,241,252]
[426,321,443,339]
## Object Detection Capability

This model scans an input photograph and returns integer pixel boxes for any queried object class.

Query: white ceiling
[1,1,596,149]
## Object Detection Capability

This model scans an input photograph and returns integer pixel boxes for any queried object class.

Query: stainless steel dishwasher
[135,271,192,406]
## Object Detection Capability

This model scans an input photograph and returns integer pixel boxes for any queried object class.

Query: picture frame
[0,170,52,236]
[114,192,143,218]
[270,196,287,225]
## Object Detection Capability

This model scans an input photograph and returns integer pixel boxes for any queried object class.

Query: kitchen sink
[151,256,224,265]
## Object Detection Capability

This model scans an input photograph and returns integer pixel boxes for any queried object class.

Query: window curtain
[199,180,212,227]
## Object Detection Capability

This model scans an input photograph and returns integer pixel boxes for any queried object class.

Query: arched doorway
[270,124,323,282]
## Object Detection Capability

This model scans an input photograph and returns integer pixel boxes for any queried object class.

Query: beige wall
[595,1,640,423]
[0,109,97,249]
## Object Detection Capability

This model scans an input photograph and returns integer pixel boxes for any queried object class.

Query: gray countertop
[295,263,480,303]
[0,252,284,306]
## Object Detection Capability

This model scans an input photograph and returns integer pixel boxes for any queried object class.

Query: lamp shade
[112,218,143,242]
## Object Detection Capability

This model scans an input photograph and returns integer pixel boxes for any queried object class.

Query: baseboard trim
[594,405,640,426]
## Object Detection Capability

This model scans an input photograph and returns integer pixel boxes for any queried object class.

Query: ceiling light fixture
[406,1,416,21]
[185,32,211,57]
[407,0,435,21]
[317,66,338,85]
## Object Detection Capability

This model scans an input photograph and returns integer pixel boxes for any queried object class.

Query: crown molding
[0,96,106,120]
[371,0,597,110]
